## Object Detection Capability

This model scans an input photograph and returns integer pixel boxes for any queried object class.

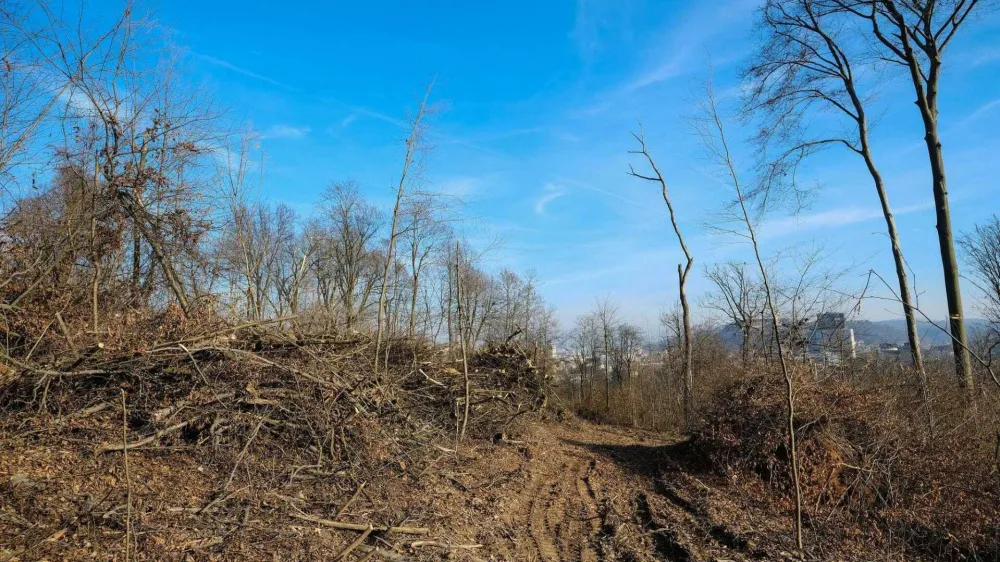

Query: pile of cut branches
[0,323,547,561]
[675,373,1000,560]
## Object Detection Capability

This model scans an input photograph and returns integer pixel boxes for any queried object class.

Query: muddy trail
[442,419,786,562]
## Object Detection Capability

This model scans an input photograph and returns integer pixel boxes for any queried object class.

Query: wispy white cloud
[972,46,1000,66]
[535,183,567,214]
[626,51,690,93]
[435,176,486,200]
[552,130,582,142]
[558,176,644,207]
[196,54,296,91]
[759,202,932,239]
[570,0,632,64]
[341,114,358,128]
[567,0,756,120]
[262,124,311,139]
[352,106,409,129]
[961,99,1000,126]
[207,144,261,176]
[570,0,601,61]
[620,0,755,94]
[58,87,101,118]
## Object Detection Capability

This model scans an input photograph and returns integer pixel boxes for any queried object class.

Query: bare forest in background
[0,4,559,371]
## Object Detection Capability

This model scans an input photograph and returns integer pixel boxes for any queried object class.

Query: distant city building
[816,312,846,330]
[806,312,855,363]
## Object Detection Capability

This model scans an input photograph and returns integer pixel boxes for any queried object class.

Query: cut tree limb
[409,540,483,550]
[287,511,430,535]
[333,524,373,561]
[96,419,195,453]
[355,546,409,561]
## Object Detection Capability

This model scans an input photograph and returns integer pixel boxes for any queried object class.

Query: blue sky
[132,0,999,332]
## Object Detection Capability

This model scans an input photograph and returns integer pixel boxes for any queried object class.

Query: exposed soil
[0,411,793,562]
[437,418,790,562]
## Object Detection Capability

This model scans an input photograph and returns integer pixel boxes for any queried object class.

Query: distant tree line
[0,3,557,369]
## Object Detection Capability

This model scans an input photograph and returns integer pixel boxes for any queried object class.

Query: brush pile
[0,319,549,561]
[679,373,1000,560]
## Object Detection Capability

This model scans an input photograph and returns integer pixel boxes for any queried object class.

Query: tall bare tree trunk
[857,121,927,387]
[701,84,803,552]
[446,258,455,354]
[90,165,101,332]
[455,243,471,441]
[678,264,693,426]
[908,62,973,390]
[131,223,141,297]
[629,125,695,428]
[408,271,420,338]
[374,82,433,373]
[603,329,610,412]
[861,0,977,391]
[121,196,190,317]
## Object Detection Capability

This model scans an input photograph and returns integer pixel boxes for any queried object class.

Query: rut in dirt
[483,422,667,562]
[476,421,762,562]
[523,454,601,562]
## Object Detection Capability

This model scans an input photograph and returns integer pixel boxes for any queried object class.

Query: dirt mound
[679,373,1000,559]
[0,328,549,561]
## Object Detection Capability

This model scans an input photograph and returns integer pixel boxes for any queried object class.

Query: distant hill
[715,318,991,349]
[849,318,991,347]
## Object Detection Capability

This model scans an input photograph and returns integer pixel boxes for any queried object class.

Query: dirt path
[522,443,599,562]
[442,418,771,562]
[497,420,672,561]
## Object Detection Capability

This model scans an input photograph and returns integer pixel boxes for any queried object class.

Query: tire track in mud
[521,452,606,562]
[546,463,571,559]
[499,424,684,561]
[461,422,756,561]
[529,473,562,562]
[575,458,601,562]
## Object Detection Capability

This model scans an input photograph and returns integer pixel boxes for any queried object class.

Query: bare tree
[959,215,1000,343]
[628,125,696,427]
[703,261,767,365]
[0,4,67,191]
[494,269,526,341]
[745,0,927,381]
[462,264,499,350]
[829,0,989,389]
[770,245,857,361]
[455,242,471,441]
[402,195,450,338]
[217,131,299,320]
[594,297,619,411]
[570,313,597,401]
[274,230,314,320]
[22,5,221,319]
[319,181,383,331]
[374,81,434,371]
[611,323,644,384]
[695,80,804,552]
[219,200,295,320]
